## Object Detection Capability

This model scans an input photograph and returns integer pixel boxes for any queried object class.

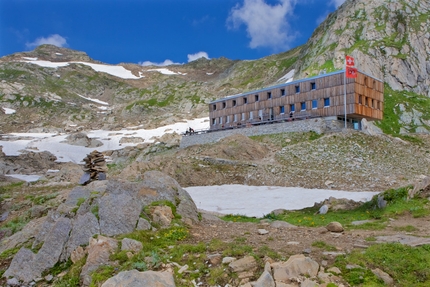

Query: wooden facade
[208,70,383,130]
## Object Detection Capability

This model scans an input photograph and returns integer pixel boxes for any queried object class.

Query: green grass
[335,243,430,286]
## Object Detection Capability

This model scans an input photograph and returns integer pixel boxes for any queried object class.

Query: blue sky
[0,0,345,65]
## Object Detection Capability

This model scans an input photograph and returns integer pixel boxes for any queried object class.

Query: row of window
[213,83,317,110]
[358,95,382,110]
[212,98,331,125]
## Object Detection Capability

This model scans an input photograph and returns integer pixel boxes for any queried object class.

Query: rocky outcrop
[2,171,199,284]
[62,132,103,148]
[295,0,430,97]
[101,270,176,287]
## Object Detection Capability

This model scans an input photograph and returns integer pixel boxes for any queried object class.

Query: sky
[0,0,345,66]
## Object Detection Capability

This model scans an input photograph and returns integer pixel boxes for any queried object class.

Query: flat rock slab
[375,234,430,247]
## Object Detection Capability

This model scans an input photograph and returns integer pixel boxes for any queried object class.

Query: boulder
[229,256,257,273]
[62,212,100,261]
[62,132,103,147]
[253,270,275,287]
[272,254,319,282]
[4,216,71,283]
[326,222,344,233]
[80,235,118,286]
[99,189,141,236]
[151,205,174,227]
[136,218,151,230]
[121,238,143,253]
[101,270,175,287]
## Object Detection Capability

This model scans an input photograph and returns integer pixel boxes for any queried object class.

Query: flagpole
[344,58,347,129]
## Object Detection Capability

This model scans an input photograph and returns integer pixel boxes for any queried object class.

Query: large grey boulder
[4,216,71,283]
[101,270,176,287]
[62,132,103,147]
[62,212,100,261]
[99,189,141,236]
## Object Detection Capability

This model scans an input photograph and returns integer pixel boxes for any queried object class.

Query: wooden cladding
[209,70,383,129]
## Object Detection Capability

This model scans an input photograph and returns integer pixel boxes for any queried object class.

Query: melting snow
[0,117,210,163]
[278,69,295,83]
[2,107,16,114]
[147,68,179,75]
[21,59,143,80]
[185,185,379,217]
[77,94,109,105]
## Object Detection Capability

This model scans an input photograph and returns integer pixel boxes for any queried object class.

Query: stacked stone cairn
[79,150,107,185]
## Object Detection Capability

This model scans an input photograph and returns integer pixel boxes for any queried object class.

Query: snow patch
[278,69,295,83]
[21,59,143,79]
[77,94,109,105]
[147,68,178,75]
[2,107,16,114]
[186,185,380,217]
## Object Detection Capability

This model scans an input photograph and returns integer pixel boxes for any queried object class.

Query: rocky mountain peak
[1,44,94,63]
[294,0,430,96]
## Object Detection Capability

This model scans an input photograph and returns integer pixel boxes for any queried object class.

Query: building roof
[209,69,382,104]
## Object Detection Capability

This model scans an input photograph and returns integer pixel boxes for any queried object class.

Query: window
[226,116,230,123]
[219,117,223,124]
[234,114,238,122]
[233,100,236,106]
[267,92,272,99]
[280,106,285,114]
[295,85,300,93]
[243,97,248,104]
[222,102,226,109]
[249,111,253,119]
[241,113,245,121]
[290,104,295,112]
[255,95,259,102]
[311,82,316,90]
[301,102,306,111]
[358,94,363,104]
[212,118,216,125]
[213,104,217,111]
[312,100,318,109]
[373,80,376,89]
[364,77,368,87]
[281,89,285,96]
[324,98,330,107]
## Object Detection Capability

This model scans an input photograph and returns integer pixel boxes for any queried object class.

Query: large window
[241,113,245,121]
[222,102,226,109]
[280,106,285,114]
[295,85,300,93]
[301,102,306,111]
[213,104,217,111]
[267,92,272,99]
[249,111,253,119]
[255,95,259,102]
[290,104,295,112]
[243,97,248,104]
[232,100,236,106]
[312,100,318,109]
[234,114,238,122]
[212,118,216,125]
[219,117,223,124]
[324,98,330,107]
[281,88,285,96]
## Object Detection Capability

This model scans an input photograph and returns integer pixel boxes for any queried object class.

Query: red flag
[346,66,357,78]
[345,55,355,66]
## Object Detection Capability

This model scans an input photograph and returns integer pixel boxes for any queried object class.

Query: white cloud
[26,34,67,49]
[227,0,297,51]
[187,51,210,62]
[330,0,346,8]
[138,59,181,66]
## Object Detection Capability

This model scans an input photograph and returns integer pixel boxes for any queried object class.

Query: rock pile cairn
[79,150,107,185]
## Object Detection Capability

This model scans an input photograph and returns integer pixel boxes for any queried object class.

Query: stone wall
[180,118,352,148]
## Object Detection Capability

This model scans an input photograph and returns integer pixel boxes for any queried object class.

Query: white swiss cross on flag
[345,55,355,66]
[345,55,357,78]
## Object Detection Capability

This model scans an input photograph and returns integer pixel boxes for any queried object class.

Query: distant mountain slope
[1,0,430,136]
